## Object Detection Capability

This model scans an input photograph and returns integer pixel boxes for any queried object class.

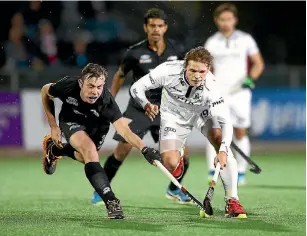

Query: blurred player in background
[204,3,264,185]
[91,8,192,205]
[131,46,247,218]
[41,63,161,219]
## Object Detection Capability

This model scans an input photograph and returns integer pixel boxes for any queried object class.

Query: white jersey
[204,30,259,94]
[130,60,233,148]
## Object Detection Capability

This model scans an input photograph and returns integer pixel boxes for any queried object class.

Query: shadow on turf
[245,185,305,191]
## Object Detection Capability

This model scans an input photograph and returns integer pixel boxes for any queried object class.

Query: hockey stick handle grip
[154,160,183,189]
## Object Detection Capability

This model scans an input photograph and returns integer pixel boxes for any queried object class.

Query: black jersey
[48,76,122,129]
[120,39,185,107]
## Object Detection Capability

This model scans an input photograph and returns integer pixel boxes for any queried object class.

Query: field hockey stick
[231,142,262,174]
[153,160,208,215]
[202,162,221,216]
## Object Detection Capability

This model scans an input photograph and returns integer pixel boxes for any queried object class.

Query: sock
[219,149,239,201]
[169,158,190,191]
[233,136,250,174]
[85,162,116,203]
[103,154,123,183]
[205,138,217,172]
[51,143,77,160]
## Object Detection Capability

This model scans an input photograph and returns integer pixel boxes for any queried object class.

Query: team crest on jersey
[167,56,178,61]
[66,97,78,106]
[139,54,152,64]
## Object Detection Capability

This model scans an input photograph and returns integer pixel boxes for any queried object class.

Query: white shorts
[227,89,252,128]
[159,111,220,153]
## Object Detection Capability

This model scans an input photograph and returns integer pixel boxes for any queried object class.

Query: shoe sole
[92,201,105,206]
[165,193,194,205]
[225,213,247,219]
[108,215,125,220]
[42,135,62,175]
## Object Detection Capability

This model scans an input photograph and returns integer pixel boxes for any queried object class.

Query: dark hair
[144,8,167,24]
[80,63,108,81]
[214,3,238,18]
[184,46,213,68]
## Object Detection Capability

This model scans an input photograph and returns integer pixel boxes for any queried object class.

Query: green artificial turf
[0,152,305,236]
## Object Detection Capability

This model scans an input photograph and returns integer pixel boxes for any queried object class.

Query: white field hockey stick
[153,160,209,215]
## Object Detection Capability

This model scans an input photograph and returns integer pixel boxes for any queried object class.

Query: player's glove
[242,77,255,89]
[141,147,162,165]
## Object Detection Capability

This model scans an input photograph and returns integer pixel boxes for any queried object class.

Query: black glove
[141,147,162,165]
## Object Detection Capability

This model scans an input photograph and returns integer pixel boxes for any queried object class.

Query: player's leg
[205,137,218,183]
[69,130,124,219]
[201,118,247,218]
[159,117,193,204]
[233,127,250,185]
[92,106,150,205]
[230,89,252,185]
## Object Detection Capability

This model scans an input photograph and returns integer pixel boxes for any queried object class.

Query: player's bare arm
[248,52,265,80]
[41,83,63,148]
[110,67,125,97]
[112,118,146,151]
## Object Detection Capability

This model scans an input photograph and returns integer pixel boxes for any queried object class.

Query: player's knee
[78,142,99,162]
[234,128,247,140]
[183,145,190,160]
[210,128,222,145]
[162,152,181,173]
[114,142,133,161]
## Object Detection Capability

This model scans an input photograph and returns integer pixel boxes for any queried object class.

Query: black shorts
[113,104,160,143]
[59,122,108,151]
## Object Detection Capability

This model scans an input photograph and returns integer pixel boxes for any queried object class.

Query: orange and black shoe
[225,199,247,219]
[42,135,62,175]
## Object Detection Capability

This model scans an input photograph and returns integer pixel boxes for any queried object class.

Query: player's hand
[242,77,255,89]
[144,103,159,121]
[51,126,63,148]
[141,147,162,165]
[214,151,227,170]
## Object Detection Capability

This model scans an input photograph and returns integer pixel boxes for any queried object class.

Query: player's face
[185,60,210,87]
[144,18,168,43]
[79,77,105,104]
[215,11,237,33]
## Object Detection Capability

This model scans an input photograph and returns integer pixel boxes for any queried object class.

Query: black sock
[85,162,116,203]
[51,144,76,160]
[104,154,122,183]
[169,158,190,191]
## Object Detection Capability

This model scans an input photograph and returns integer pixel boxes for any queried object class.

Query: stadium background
[0,2,305,236]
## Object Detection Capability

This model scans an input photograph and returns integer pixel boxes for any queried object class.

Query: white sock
[205,138,217,172]
[233,136,250,174]
[219,149,239,201]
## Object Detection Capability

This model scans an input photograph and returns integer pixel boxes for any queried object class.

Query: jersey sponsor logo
[169,86,182,92]
[212,97,224,107]
[66,97,78,106]
[167,55,178,61]
[91,109,100,117]
[173,95,196,105]
[73,109,86,117]
[139,54,152,64]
